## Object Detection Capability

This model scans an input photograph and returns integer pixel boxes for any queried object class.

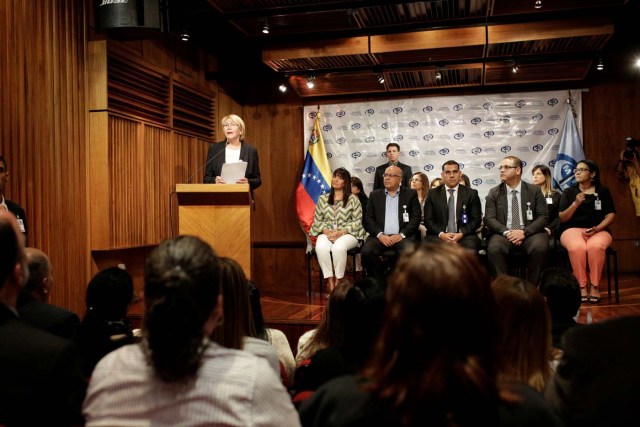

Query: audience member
[545,316,640,427]
[248,281,296,386]
[538,267,582,350]
[410,172,429,239]
[532,164,561,240]
[298,243,563,427]
[296,281,355,364]
[17,247,80,340]
[373,143,413,190]
[362,165,420,279]
[310,168,365,293]
[558,159,616,303]
[75,266,138,377]
[425,160,482,251]
[430,177,442,188]
[0,155,27,242]
[351,176,368,220]
[1,210,86,426]
[83,236,299,426]
[210,257,280,375]
[492,275,553,392]
[460,172,471,187]
[484,155,549,285]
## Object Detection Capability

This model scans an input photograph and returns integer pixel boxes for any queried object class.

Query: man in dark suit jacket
[425,160,482,250]
[362,166,421,279]
[0,155,27,242]
[0,211,86,426]
[545,316,640,427]
[372,143,413,191]
[17,247,80,340]
[484,156,549,284]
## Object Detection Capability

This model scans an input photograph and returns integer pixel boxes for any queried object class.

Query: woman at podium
[204,114,261,191]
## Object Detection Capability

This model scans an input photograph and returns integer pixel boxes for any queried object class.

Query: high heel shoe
[580,287,589,303]
[589,286,601,304]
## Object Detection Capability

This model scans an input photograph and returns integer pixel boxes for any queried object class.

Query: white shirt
[83,342,300,427]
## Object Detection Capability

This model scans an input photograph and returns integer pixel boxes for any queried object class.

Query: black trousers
[487,232,549,285]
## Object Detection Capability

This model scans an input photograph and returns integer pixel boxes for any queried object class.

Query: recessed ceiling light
[307,76,315,89]
[278,82,287,93]
[596,58,604,71]
[534,1,542,9]
[377,74,385,84]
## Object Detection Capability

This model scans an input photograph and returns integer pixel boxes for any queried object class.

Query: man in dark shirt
[372,143,413,191]
[0,155,27,242]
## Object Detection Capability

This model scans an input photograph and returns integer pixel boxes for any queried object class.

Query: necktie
[511,190,521,230]
[447,188,456,233]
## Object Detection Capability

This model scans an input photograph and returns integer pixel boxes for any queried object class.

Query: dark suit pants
[362,236,415,279]
[425,234,480,252]
[487,232,549,285]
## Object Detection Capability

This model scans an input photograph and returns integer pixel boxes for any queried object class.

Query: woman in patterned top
[310,168,365,294]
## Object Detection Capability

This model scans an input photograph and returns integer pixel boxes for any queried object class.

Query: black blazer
[484,181,548,237]
[372,162,413,191]
[5,198,27,241]
[17,299,80,340]
[425,185,482,237]
[0,304,86,426]
[364,187,421,242]
[203,141,262,191]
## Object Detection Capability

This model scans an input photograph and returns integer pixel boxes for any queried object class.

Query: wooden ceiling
[181,0,634,98]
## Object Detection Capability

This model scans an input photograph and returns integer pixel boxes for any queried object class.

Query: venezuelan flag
[296,115,332,234]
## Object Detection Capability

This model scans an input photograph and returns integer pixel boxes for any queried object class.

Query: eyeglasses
[222,122,239,128]
[383,173,401,178]
[498,165,518,170]
[573,168,590,173]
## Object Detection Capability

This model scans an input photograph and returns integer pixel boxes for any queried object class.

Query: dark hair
[386,143,400,152]
[538,268,581,321]
[248,281,268,340]
[492,275,552,392]
[143,235,221,383]
[504,155,523,170]
[442,160,460,171]
[23,250,49,295]
[328,167,352,206]
[410,172,429,200]
[86,267,134,320]
[577,159,602,187]
[209,257,256,349]
[532,164,555,196]
[350,176,364,194]
[461,173,471,187]
[0,215,20,287]
[365,243,499,426]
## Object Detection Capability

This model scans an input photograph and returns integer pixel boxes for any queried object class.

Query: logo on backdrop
[394,135,403,141]
[337,137,346,144]
[501,115,511,123]
[454,133,464,140]
[515,100,526,108]
[327,153,333,159]
[484,162,495,169]
[548,98,559,106]
[439,148,450,155]
[453,104,463,111]
[323,124,332,131]
[471,147,482,155]
[366,166,375,174]
[351,152,361,159]
[381,122,390,129]
[423,164,435,172]
[423,134,434,141]
[483,102,493,110]
[459,162,465,169]
[409,120,419,127]
[484,131,494,138]
[409,150,419,157]
[336,110,346,117]
[439,119,449,127]
[393,107,403,114]
[351,123,361,130]
[365,109,374,116]
[548,160,556,167]
[365,136,375,143]
[501,146,512,153]
[473,178,483,186]
[471,117,482,125]
[533,144,543,152]
[423,106,433,113]
[532,114,543,121]
[522,161,527,167]
[516,130,526,137]
[548,128,559,135]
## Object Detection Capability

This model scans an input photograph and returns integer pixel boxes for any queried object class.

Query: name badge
[526,202,533,221]
[546,197,553,205]
[461,205,468,224]
[403,205,409,222]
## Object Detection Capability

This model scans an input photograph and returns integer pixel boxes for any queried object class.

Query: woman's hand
[574,192,586,205]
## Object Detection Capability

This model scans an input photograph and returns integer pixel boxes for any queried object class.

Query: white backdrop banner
[303,89,583,209]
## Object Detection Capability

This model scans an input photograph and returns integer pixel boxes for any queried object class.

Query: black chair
[306,243,361,303]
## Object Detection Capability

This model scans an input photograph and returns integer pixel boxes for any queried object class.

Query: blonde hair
[221,114,246,142]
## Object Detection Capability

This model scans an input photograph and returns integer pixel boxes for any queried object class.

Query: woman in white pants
[310,168,365,293]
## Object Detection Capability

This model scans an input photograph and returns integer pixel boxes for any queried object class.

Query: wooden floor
[262,272,640,325]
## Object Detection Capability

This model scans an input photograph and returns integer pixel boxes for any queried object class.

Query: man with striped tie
[484,156,549,284]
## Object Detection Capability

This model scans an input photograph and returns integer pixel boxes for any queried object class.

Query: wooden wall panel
[0,0,88,315]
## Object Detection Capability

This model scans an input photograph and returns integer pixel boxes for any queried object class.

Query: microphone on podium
[186,142,228,184]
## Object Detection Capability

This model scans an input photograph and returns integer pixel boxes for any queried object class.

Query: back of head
[0,212,22,290]
[492,275,552,392]
[248,281,267,340]
[143,235,221,383]
[312,280,355,350]
[209,257,255,349]
[366,243,498,426]
[539,268,581,321]
[86,267,134,320]
[17,248,50,305]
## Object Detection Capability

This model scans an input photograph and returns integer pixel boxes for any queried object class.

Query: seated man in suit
[17,247,80,340]
[0,211,86,426]
[372,143,413,191]
[362,165,421,279]
[484,156,549,285]
[424,160,482,251]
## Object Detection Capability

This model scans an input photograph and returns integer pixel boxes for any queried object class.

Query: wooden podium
[176,184,252,278]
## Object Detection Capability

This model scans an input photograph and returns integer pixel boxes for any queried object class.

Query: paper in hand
[221,161,247,184]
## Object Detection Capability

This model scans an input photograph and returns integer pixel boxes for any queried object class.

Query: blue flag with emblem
[553,105,585,192]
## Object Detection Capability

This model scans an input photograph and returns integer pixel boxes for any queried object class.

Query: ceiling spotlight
[596,58,604,71]
[377,74,385,84]
[534,1,542,9]
[180,29,190,42]
[512,65,519,73]
[262,21,270,35]
[278,82,287,93]
[636,58,640,68]
[307,75,315,89]
[435,70,442,80]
